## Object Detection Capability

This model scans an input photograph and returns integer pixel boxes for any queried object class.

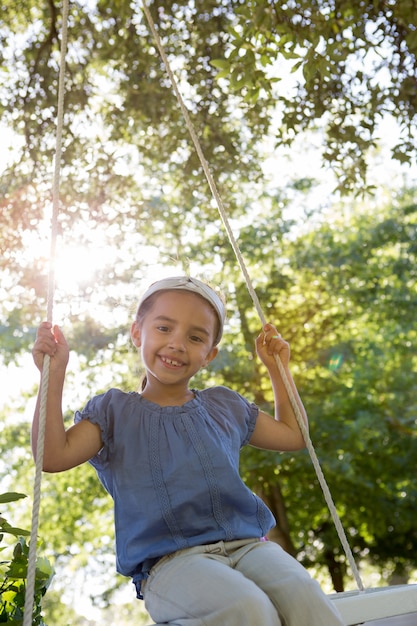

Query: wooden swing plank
[366,614,417,626]
[146,585,417,626]
[329,584,417,625]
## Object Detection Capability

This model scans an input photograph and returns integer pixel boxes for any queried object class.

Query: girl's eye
[190,335,203,343]
[157,326,170,332]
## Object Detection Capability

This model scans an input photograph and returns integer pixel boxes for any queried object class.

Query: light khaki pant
[142,538,345,626]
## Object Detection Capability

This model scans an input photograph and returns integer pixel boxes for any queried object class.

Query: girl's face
[131,290,219,391]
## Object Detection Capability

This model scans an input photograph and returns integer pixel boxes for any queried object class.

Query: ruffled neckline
[130,389,201,413]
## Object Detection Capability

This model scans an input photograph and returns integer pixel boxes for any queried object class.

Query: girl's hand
[32,322,70,373]
[256,323,290,369]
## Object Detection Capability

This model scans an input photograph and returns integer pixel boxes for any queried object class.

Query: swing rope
[23,0,69,623]
[140,0,364,592]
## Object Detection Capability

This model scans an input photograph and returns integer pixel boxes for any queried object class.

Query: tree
[213,0,417,193]
[231,194,417,590]
[1,1,416,215]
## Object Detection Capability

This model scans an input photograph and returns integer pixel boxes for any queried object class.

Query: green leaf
[1,511,29,539]
[210,59,230,71]
[0,494,26,505]
[215,68,231,80]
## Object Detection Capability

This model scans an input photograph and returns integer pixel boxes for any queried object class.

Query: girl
[32,275,345,626]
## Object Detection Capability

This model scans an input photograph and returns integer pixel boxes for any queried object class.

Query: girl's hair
[135,293,158,392]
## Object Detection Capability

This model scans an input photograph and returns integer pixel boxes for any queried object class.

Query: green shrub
[0,493,54,625]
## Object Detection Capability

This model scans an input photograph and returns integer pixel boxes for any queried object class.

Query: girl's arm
[32,322,102,472]
[249,323,308,452]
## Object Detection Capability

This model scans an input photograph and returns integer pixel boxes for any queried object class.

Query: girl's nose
[167,333,186,351]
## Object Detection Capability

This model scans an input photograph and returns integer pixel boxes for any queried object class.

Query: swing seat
[145,585,417,626]
[329,584,417,625]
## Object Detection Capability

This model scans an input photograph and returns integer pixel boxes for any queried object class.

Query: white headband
[138,276,225,345]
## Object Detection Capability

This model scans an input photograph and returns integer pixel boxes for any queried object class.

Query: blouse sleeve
[74,390,116,469]
[201,386,259,446]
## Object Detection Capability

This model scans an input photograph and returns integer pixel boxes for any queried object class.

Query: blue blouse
[74,386,275,595]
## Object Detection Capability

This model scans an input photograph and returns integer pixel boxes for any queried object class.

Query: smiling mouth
[160,355,184,368]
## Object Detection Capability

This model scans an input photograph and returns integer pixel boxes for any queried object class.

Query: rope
[23,0,69,623]
[140,1,364,592]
